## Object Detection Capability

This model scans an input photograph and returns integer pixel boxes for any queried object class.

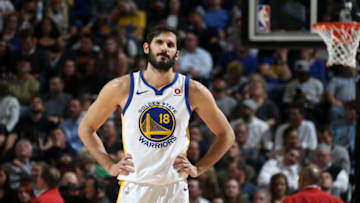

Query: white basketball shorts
[116,180,189,203]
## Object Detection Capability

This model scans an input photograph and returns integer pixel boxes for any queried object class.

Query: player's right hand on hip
[108,153,135,176]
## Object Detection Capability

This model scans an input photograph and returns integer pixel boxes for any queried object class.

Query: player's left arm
[174,79,235,177]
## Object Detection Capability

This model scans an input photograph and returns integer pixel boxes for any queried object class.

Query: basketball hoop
[312,22,360,68]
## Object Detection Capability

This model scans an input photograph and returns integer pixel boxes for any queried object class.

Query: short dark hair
[41,165,61,189]
[145,25,180,50]
[283,126,297,140]
[289,103,306,116]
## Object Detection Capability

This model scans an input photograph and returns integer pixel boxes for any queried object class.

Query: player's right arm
[78,76,134,176]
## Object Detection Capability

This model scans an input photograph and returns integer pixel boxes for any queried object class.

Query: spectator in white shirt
[232,99,272,151]
[274,104,317,151]
[178,31,213,83]
[257,147,301,192]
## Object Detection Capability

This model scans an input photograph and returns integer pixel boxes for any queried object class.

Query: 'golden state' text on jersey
[117,70,192,185]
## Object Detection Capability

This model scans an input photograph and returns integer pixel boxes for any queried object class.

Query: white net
[313,22,360,68]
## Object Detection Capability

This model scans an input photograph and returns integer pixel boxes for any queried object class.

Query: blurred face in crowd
[145,32,179,71]
[105,38,118,54]
[51,128,67,146]
[274,177,287,197]
[63,59,76,77]
[0,39,7,53]
[284,129,300,148]
[208,0,222,8]
[21,36,37,53]
[102,120,118,138]
[49,77,64,95]
[240,105,254,122]
[345,104,356,123]
[320,172,333,192]
[51,0,63,11]
[6,14,19,30]
[212,197,225,203]
[228,162,246,185]
[41,18,53,35]
[187,140,200,163]
[212,79,227,99]
[30,96,44,114]
[284,149,300,166]
[16,61,31,75]
[317,129,332,145]
[17,184,33,203]
[235,41,247,57]
[235,123,248,146]
[301,48,315,59]
[185,32,198,52]
[188,179,202,200]
[253,191,270,203]
[80,37,94,53]
[289,108,304,127]
[169,0,180,13]
[224,179,240,199]
[249,81,265,99]
[68,99,83,120]
[316,149,331,168]
[226,143,241,159]
[189,126,203,143]
[16,141,32,161]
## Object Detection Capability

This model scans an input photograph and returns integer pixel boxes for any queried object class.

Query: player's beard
[148,48,176,71]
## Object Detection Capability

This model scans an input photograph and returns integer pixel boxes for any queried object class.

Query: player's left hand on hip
[173,154,199,177]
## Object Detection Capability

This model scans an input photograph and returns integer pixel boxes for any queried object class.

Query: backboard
[241,0,360,48]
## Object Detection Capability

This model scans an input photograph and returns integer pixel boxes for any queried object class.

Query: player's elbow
[78,121,94,140]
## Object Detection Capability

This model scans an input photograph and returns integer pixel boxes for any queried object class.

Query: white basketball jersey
[117,70,192,185]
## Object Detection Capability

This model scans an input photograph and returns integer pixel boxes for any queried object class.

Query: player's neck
[142,66,176,90]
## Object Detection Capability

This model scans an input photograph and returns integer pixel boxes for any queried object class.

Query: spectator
[59,171,85,202]
[232,99,272,151]
[60,98,85,152]
[320,171,341,198]
[30,165,65,203]
[84,175,110,203]
[0,37,13,77]
[223,179,248,203]
[31,161,46,196]
[0,0,15,32]
[5,139,33,189]
[215,40,258,77]
[16,96,52,143]
[60,59,82,97]
[331,100,356,156]
[7,59,40,105]
[114,27,139,63]
[315,144,349,194]
[1,12,20,52]
[40,127,76,163]
[188,178,210,203]
[165,0,187,32]
[198,167,220,200]
[212,196,225,203]
[99,37,128,78]
[42,75,72,124]
[100,119,122,157]
[34,17,61,51]
[45,0,71,36]
[203,0,230,32]
[298,48,327,85]
[15,181,36,203]
[259,49,292,87]
[212,78,237,118]
[314,124,350,173]
[269,173,289,203]
[188,140,201,164]
[43,43,67,80]
[274,104,317,151]
[79,58,107,95]
[283,60,324,107]
[326,66,355,120]
[72,34,100,73]
[0,80,20,134]
[178,31,213,83]
[253,189,271,203]
[249,79,281,128]
[257,147,301,192]
[189,124,209,156]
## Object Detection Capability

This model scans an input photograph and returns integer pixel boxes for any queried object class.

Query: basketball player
[78,25,235,203]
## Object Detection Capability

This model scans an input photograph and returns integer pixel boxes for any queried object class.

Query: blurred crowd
[0,0,357,203]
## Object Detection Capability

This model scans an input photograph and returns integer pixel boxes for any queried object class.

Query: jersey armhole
[185,76,192,116]
[122,73,134,115]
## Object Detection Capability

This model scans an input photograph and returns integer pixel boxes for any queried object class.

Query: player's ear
[143,42,149,54]
[175,50,180,60]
